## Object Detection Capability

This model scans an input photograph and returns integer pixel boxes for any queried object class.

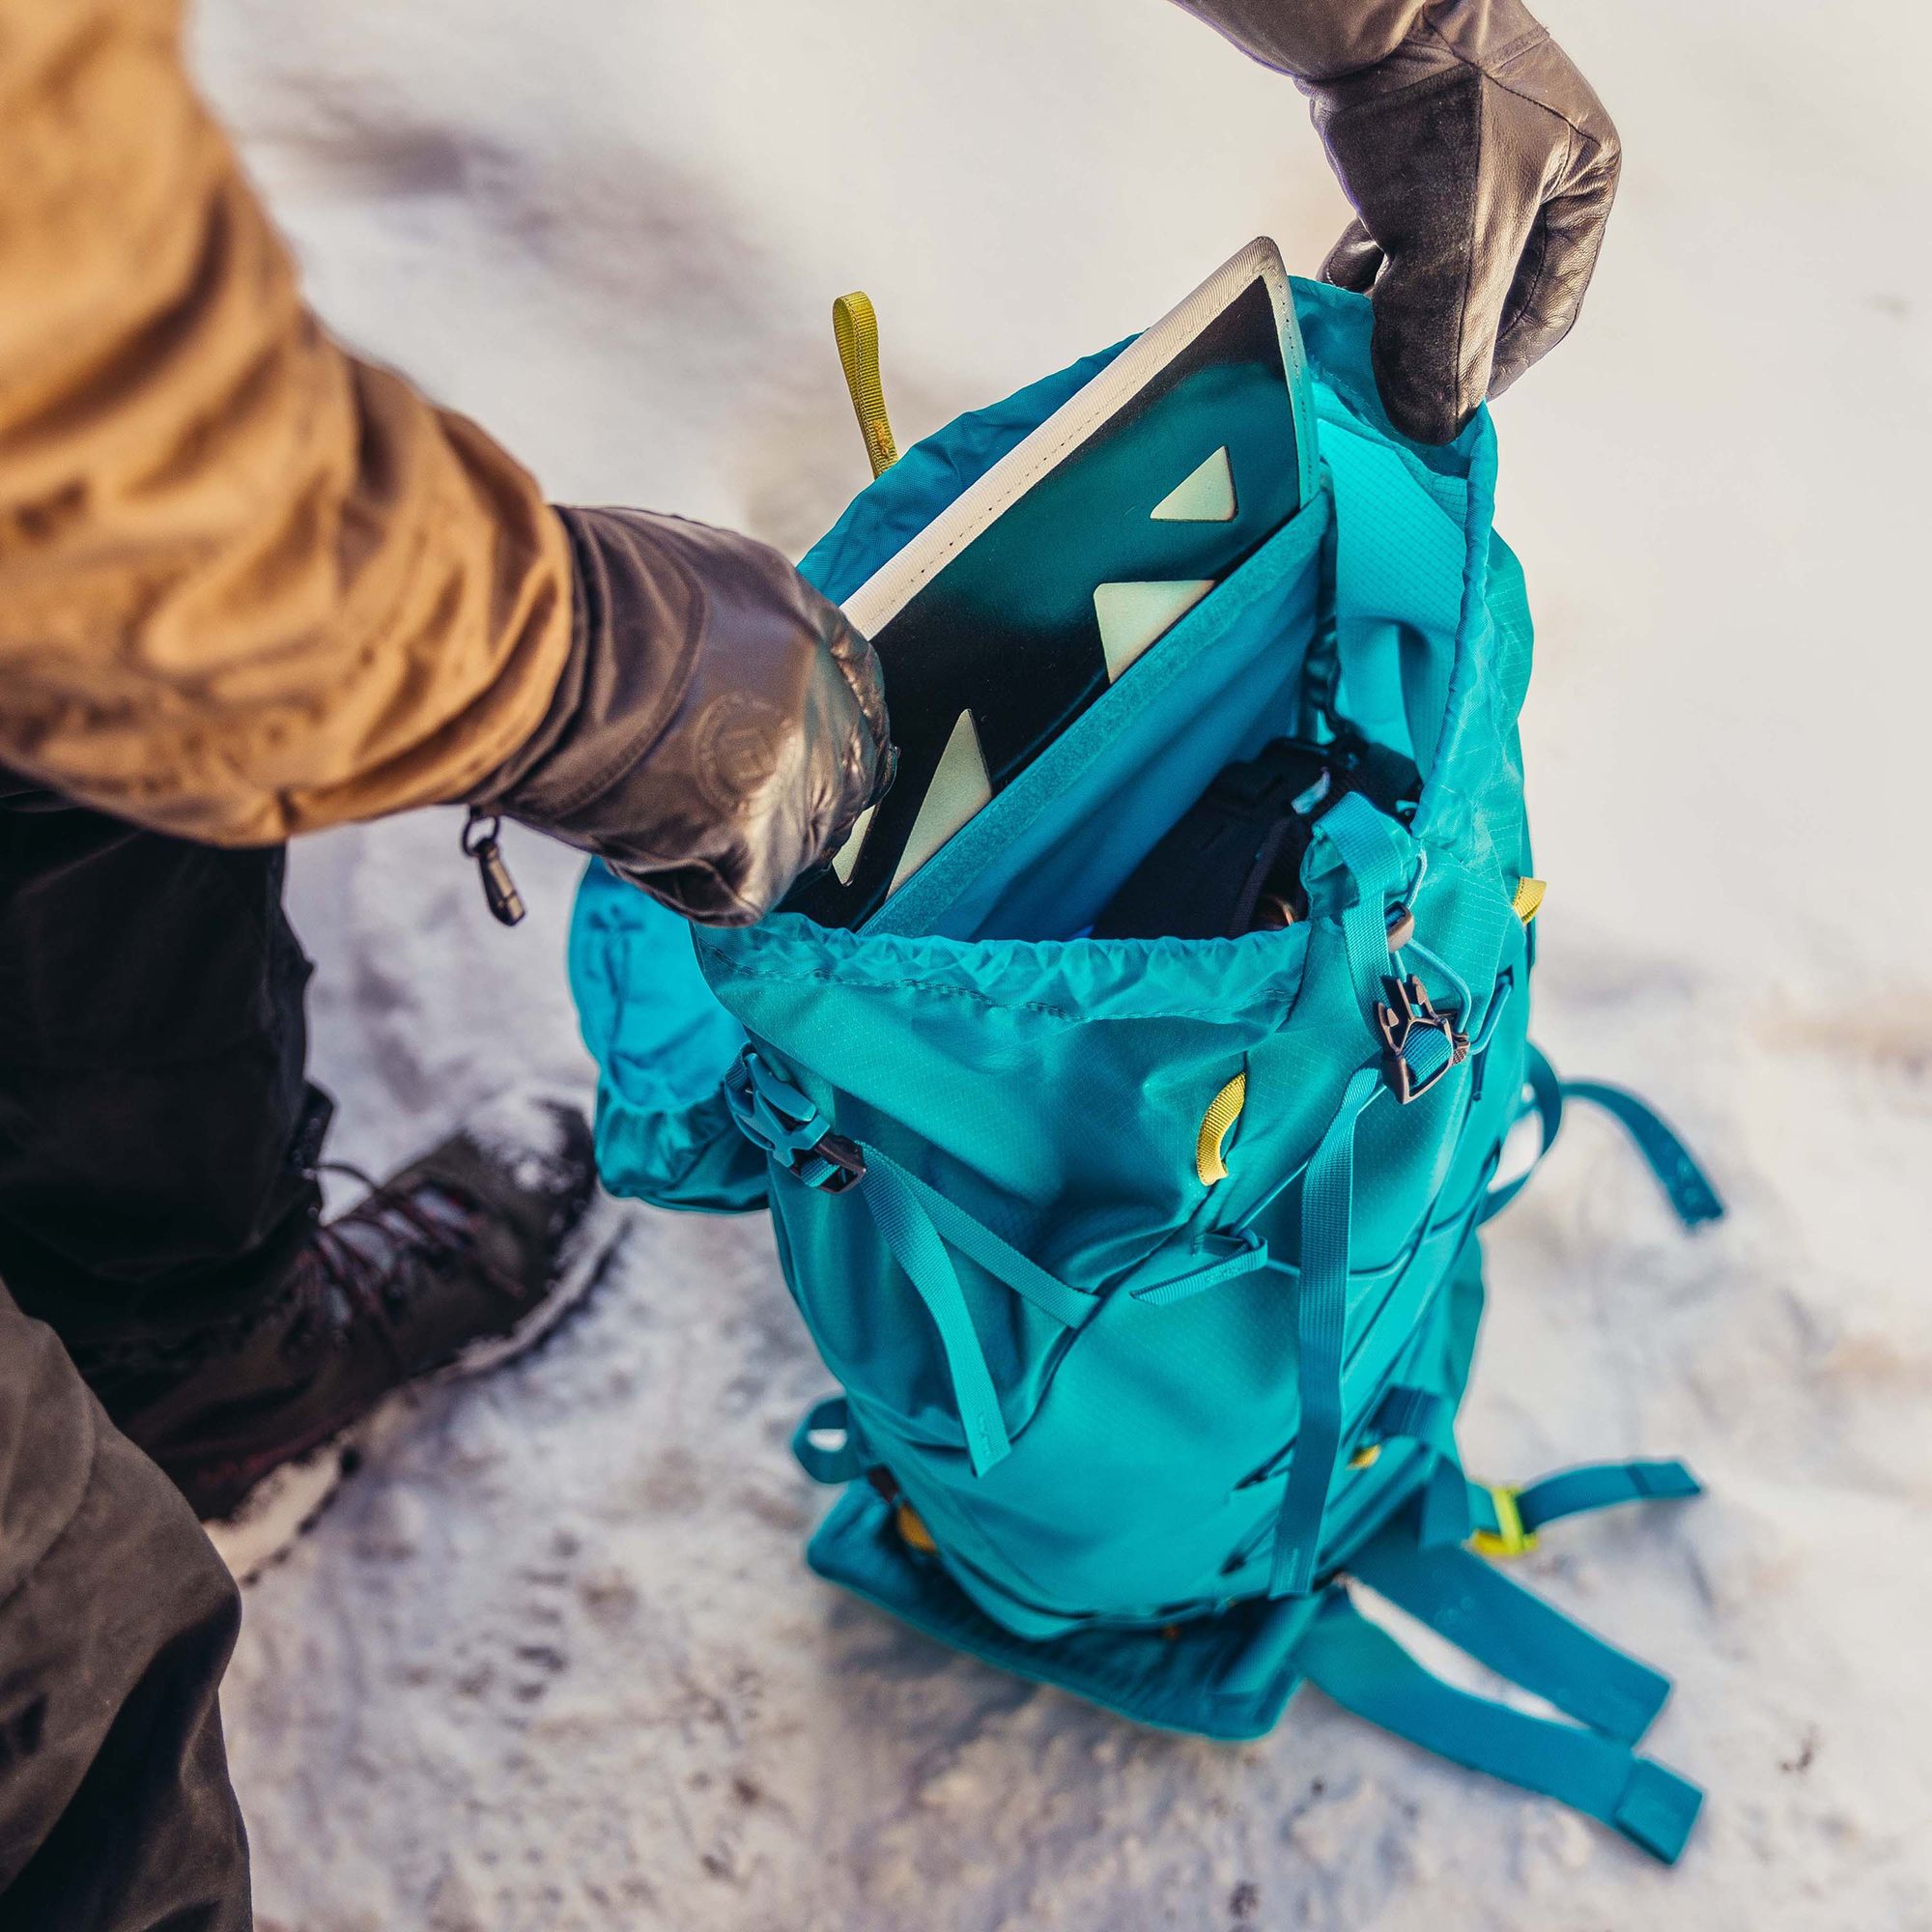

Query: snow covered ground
[191,2,1932,1925]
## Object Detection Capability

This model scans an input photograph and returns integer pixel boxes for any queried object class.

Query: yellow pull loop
[895,1502,936,1553]
[1195,1072,1248,1186]
[1511,877,1548,925]
[833,292,899,478]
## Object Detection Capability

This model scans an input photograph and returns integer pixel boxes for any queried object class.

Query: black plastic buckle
[801,1132,867,1193]
[1376,975,1469,1104]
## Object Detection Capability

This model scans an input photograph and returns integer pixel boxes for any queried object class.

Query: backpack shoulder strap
[1294,1587,1702,1863]
[1483,1043,1725,1229]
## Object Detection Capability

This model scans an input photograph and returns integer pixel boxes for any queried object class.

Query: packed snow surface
[193,1,1932,1925]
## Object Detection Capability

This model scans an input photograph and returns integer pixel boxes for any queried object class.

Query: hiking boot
[101,1094,623,1582]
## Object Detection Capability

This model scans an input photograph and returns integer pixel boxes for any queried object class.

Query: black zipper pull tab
[462,810,526,926]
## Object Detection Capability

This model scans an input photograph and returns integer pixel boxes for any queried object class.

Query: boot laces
[305,1159,533,1368]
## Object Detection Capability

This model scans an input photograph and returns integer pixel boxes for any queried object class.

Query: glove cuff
[474,506,889,926]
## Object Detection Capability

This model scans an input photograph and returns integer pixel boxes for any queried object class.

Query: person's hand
[1302,0,1620,444]
[473,509,892,925]
[1173,0,1619,445]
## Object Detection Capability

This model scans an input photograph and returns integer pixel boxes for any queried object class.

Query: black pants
[0,788,328,1357]
[0,1290,251,1929]
[0,789,327,1928]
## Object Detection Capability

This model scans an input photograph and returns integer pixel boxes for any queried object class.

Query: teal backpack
[567,281,1724,1861]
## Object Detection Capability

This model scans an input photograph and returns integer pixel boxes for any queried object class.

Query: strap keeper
[1469,1484,1539,1559]
[1612,1757,1704,1864]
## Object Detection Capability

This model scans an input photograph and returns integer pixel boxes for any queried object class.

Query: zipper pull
[462,810,526,926]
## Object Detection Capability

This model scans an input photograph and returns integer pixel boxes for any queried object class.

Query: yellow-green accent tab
[1511,877,1548,924]
[1195,1072,1247,1186]
[1469,1484,1539,1559]
[895,1502,936,1553]
[833,292,899,478]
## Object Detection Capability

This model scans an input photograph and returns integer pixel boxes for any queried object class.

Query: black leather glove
[1174,0,1620,444]
[473,507,892,926]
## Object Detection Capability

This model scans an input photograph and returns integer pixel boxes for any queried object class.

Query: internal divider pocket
[871,492,1335,944]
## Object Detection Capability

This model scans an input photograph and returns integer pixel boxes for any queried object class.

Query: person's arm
[1172,0,1621,444]
[0,0,886,923]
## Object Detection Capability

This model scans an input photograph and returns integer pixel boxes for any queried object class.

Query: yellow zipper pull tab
[833,292,899,479]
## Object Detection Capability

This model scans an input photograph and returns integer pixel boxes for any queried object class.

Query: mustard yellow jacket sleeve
[0,0,574,843]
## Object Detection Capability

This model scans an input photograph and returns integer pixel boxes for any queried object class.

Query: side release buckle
[1377,974,1469,1104]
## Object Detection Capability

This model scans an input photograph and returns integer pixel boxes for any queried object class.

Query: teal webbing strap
[1466,968,1515,1102]
[856,1154,1013,1476]
[856,1146,1096,1331]
[1372,1384,1457,1454]
[844,1142,1128,1477]
[1264,798,1408,1598]
[1469,969,1515,1057]
[1420,1452,1476,1547]
[1482,1045,1724,1230]
[725,1051,1101,1475]
[1349,1524,1673,1745]
[1312,793,1409,1021]
[1398,1021,1453,1088]
[1370,1398,1702,1559]
[870,1192,1269,1323]
[1475,1459,1704,1539]
[1128,1230,1273,1307]
[1295,1590,1704,1862]
[791,1394,864,1485]
[1401,933,1471,1030]
[1479,1041,1564,1223]
[1560,1080,1725,1227]
[1270,1063,1385,1598]
[1366,1384,1469,1546]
